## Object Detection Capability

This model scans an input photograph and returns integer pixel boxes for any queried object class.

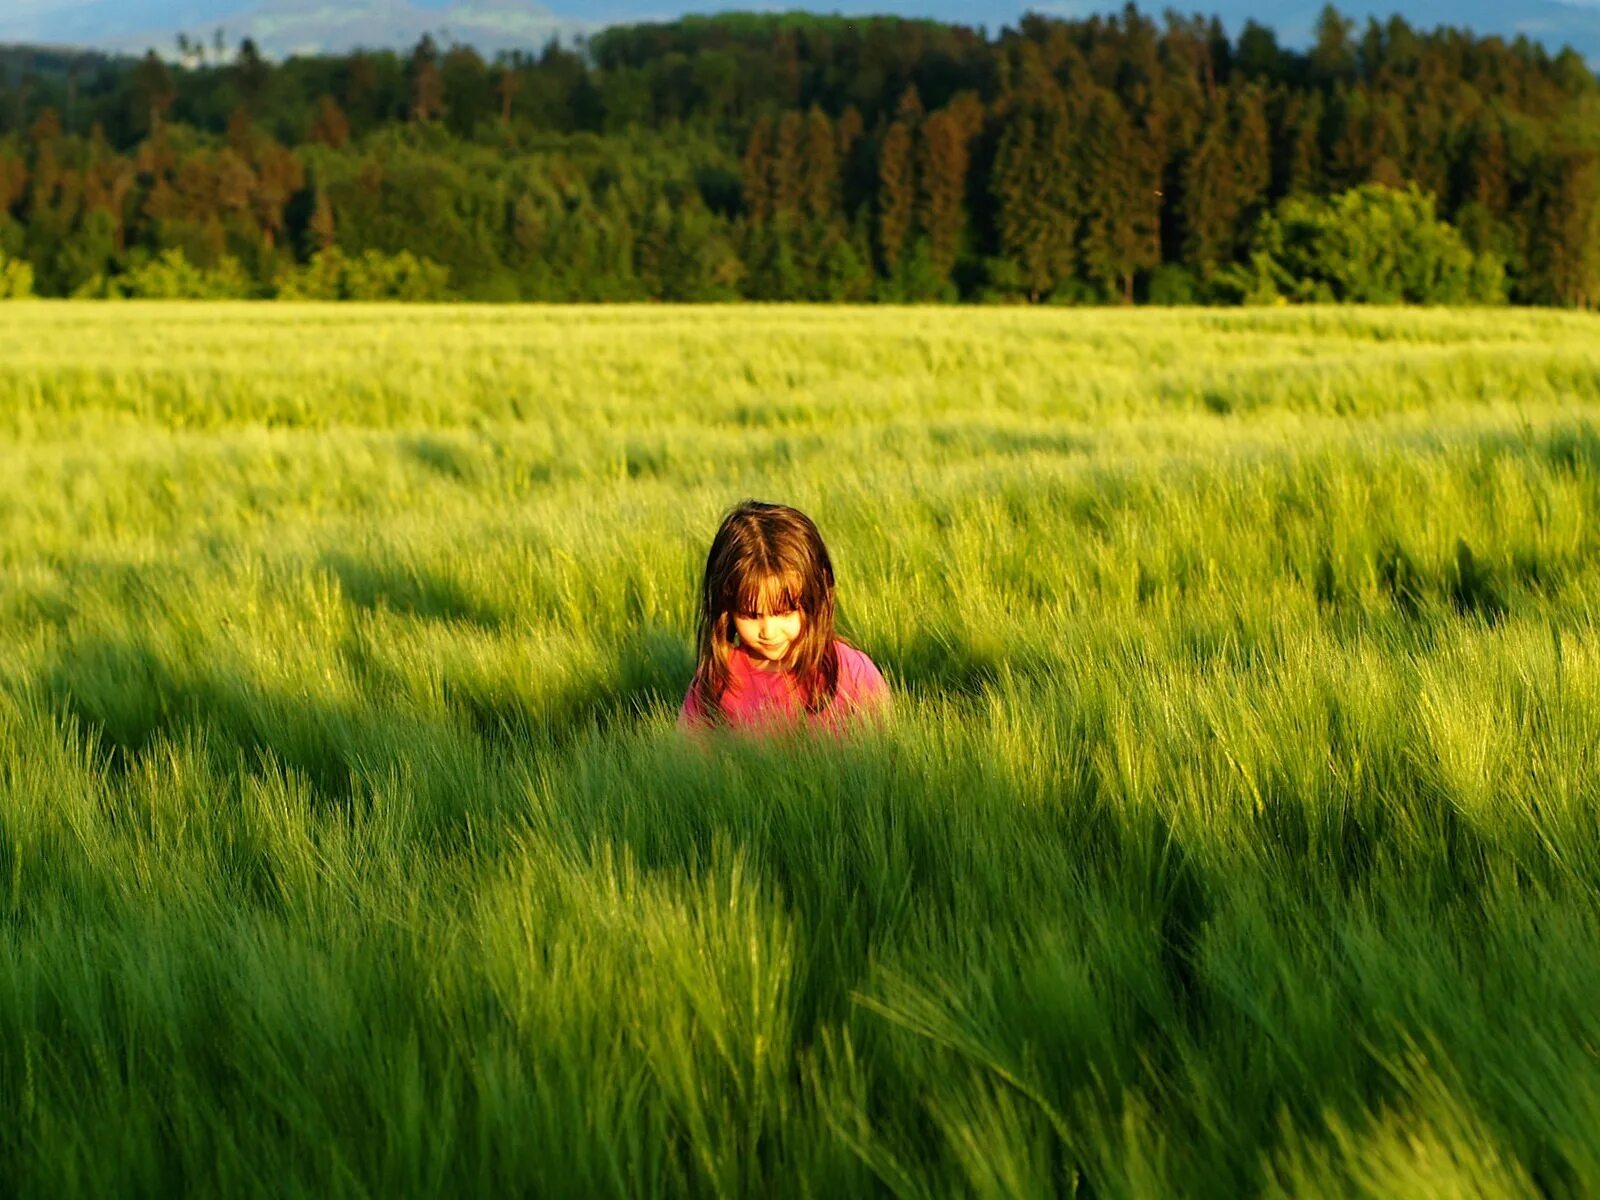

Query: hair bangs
[734,568,807,616]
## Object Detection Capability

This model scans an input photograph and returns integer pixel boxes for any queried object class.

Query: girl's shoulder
[833,639,878,669]
[832,639,889,699]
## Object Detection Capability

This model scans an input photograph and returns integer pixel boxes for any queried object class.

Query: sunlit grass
[3,302,1600,1196]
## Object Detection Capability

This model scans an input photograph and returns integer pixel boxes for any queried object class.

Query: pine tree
[85,138,134,253]
[496,62,522,129]
[1365,92,1407,189]
[740,116,774,224]
[0,150,29,224]
[1080,89,1160,303]
[1228,82,1271,263]
[308,95,350,149]
[917,104,973,283]
[1277,88,1323,198]
[1528,147,1600,308]
[1464,108,1508,217]
[247,136,304,252]
[226,107,255,157]
[800,106,839,222]
[441,46,490,137]
[309,187,336,252]
[1325,85,1370,191]
[344,53,380,130]
[1310,5,1357,86]
[877,119,915,276]
[836,106,869,217]
[132,51,175,138]
[895,84,924,124]
[234,38,272,118]
[991,90,1077,300]
[1236,20,1284,81]
[1180,100,1236,273]
[836,106,864,163]
[25,110,61,192]
[409,36,445,124]
[771,110,804,219]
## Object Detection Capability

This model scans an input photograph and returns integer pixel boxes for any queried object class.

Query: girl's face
[733,593,803,666]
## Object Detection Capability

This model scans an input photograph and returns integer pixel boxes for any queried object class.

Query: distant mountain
[3,0,1598,64]
[151,0,586,58]
[1,2,229,47]
[8,0,591,59]
[1039,0,1600,64]
[1219,0,1600,58]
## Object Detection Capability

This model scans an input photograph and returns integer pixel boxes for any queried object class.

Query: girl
[679,500,889,732]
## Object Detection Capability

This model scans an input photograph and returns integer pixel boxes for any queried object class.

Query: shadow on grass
[437,625,694,751]
[30,632,550,863]
[534,717,1219,1054]
[38,634,369,804]
[402,434,483,483]
[926,423,1091,459]
[321,551,506,631]
[878,626,1005,697]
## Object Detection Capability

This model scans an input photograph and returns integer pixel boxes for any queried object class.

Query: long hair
[691,500,840,720]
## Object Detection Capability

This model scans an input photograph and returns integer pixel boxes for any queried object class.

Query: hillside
[1,7,1597,306]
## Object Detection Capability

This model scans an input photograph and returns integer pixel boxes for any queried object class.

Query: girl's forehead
[735,569,804,608]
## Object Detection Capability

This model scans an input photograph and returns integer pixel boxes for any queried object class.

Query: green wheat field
[3,302,1600,1198]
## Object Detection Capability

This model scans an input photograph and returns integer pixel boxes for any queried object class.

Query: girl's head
[693,500,840,716]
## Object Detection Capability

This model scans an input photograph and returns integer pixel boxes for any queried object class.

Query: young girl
[679,500,889,732]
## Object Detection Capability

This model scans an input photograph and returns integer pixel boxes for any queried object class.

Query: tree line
[1,6,1597,305]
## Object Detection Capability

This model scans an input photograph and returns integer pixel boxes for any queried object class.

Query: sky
[1,0,1597,65]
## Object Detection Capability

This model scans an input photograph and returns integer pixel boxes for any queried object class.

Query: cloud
[0,1,240,44]
[3,1,95,13]
[1022,1,1100,15]
[58,0,593,58]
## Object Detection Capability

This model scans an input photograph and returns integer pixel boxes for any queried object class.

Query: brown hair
[690,500,840,721]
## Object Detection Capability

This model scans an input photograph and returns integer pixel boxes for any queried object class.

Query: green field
[3,302,1600,1197]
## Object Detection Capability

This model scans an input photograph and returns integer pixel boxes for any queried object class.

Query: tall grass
[2,302,1600,1196]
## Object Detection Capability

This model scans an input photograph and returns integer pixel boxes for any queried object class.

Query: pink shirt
[678,640,890,732]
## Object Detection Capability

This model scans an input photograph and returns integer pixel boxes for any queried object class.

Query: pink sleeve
[678,676,710,730]
[836,644,890,713]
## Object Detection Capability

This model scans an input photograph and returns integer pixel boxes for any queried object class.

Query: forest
[0,6,1597,305]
